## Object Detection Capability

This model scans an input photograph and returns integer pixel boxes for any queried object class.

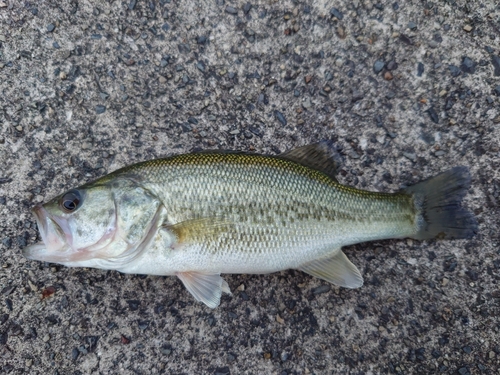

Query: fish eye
[60,190,82,213]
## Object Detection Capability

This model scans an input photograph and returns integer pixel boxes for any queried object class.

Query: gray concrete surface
[1,0,499,373]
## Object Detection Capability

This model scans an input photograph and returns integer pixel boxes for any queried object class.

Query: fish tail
[404,167,477,240]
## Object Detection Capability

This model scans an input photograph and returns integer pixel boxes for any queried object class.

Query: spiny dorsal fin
[298,250,363,288]
[279,141,342,180]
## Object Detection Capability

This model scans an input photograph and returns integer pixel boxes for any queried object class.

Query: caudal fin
[404,167,477,240]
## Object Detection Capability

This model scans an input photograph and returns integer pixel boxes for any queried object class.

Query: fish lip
[33,204,73,247]
[32,204,58,246]
[22,241,73,263]
[32,203,46,236]
[22,242,47,260]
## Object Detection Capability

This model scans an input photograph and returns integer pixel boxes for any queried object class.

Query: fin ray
[298,250,363,288]
[176,271,232,308]
[280,141,342,180]
[165,218,232,245]
[403,166,477,239]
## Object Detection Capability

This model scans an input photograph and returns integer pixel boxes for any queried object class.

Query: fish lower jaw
[22,242,46,261]
[22,242,74,264]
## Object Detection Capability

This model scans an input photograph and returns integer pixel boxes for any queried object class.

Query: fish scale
[23,143,477,308]
[118,153,418,272]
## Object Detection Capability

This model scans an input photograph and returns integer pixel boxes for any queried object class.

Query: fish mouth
[23,203,119,265]
[22,204,73,262]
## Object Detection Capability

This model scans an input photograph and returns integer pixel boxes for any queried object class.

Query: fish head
[23,177,162,268]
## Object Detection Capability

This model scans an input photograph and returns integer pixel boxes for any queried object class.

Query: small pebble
[352,90,364,102]
[373,60,385,74]
[408,21,417,30]
[461,56,476,74]
[386,60,398,70]
[492,55,500,76]
[427,107,439,123]
[274,110,287,126]
[330,8,343,20]
[448,65,461,77]
[417,62,424,77]
[95,105,106,114]
[403,152,417,162]
[47,23,55,32]
[28,280,38,293]
[313,285,331,295]
[243,2,252,14]
[462,346,472,354]
[225,6,237,15]
[196,61,206,72]
[161,346,171,355]
[337,26,346,39]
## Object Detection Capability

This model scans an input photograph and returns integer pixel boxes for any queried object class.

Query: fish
[23,142,477,308]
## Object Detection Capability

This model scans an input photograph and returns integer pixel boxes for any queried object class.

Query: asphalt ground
[1,0,500,374]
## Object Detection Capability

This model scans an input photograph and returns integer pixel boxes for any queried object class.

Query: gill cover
[23,178,164,268]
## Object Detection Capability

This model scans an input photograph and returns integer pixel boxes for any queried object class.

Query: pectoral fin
[165,218,232,245]
[298,250,363,288]
[176,271,232,308]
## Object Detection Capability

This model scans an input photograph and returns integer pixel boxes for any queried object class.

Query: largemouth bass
[23,143,477,308]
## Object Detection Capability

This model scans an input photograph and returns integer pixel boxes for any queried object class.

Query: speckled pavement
[1,0,499,374]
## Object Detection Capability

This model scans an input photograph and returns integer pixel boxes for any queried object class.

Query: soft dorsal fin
[298,250,363,288]
[279,141,342,180]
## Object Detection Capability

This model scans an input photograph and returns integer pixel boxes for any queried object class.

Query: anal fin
[298,250,363,288]
[176,271,232,308]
